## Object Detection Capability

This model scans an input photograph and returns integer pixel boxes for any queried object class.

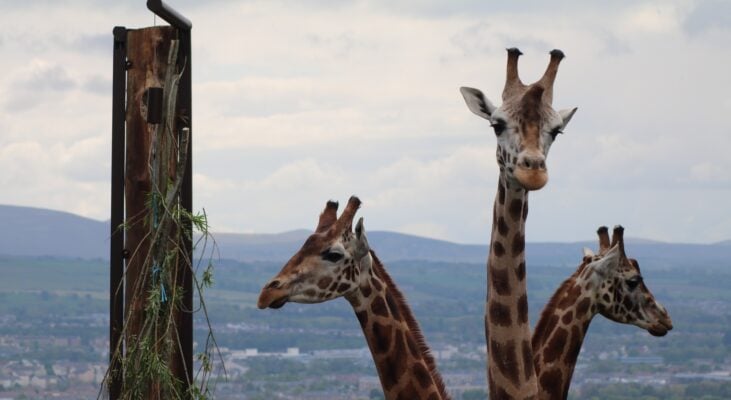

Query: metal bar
[178,27,194,391]
[109,25,128,400]
[147,0,192,30]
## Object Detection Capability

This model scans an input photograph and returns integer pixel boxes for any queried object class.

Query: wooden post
[110,3,193,399]
[124,25,174,347]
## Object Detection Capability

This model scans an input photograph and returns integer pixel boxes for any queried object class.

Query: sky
[0,0,730,244]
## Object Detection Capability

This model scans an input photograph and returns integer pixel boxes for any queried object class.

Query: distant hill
[1,204,729,268]
[0,205,108,259]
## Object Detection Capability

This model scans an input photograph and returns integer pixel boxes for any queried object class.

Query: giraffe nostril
[266,280,281,290]
[523,159,531,168]
[539,160,546,169]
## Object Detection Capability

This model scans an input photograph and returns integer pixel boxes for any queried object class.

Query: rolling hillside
[1,204,729,268]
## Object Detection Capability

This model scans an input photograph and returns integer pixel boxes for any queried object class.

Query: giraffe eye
[626,276,643,290]
[321,249,343,263]
[491,120,506,136]
[549,127,563,139]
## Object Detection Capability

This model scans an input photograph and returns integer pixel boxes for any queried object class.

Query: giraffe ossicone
[532,225,673,399]
[258,196,450,400]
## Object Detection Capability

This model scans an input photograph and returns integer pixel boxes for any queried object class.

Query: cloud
[683,0,731,36]
[0,140,108,218]
[621,3,682,34]
[5,60,76,112]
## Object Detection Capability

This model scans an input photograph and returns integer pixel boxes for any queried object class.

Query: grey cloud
[450,21,494,58]
[684,0,731,36]
[5,64,76,112]
[371,0,638,19]
[597,31,632,56]
[495,34,551,54]
[82,75,111,95]
[306,32,374,59]
[70,33,109,54]
[17,65,75,92]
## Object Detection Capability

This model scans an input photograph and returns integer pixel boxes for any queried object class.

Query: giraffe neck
[346,252,450,400]
[532,266,595,400]
[486,177,538,398]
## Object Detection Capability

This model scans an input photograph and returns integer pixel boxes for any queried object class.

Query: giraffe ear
[590,244,620,277]
[583,247,594,258]
[558,107,578,129]
[353,217,370,259]
[460,87,496,120]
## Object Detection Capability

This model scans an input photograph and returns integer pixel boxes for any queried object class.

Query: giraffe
[532,225,673,400]
[460,48,578,399]
[257,196,450,400]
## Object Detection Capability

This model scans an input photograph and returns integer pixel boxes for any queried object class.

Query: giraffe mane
[369,251,450,399]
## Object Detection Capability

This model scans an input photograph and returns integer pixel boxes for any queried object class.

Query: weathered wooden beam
[124,25,174,348]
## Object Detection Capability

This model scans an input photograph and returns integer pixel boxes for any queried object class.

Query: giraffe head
[257,196,371,309]
[582,226,673,337]
[460,48,577,191]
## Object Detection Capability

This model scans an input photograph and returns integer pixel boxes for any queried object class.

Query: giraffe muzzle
[514,166,548,191]
[647,315,673,337]
[257,286,290,309]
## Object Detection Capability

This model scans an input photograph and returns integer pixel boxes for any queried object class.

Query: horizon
[2,202,728,247]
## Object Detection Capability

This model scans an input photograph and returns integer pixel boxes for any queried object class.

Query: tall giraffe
[257,197,450,400]
[532,226,672,399]
[460,48,578,399]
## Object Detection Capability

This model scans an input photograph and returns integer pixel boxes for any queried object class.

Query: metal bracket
[147,0,192,30]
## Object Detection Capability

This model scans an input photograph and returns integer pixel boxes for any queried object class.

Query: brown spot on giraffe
[385,291,403,322]
[382,331,408,389]
[543,327,568,363]
[356,310,368,328]
[371,296,390,318]
[490,339,521,386]
[509,198,523,221]
[413,362,432,389]
[396,382,418,400]
[561,310,573,325]
[497,216,509,236]
[516,261,526,281]
[517,293,529,324]
[565,325,582,363]
[493,241,506,257]
[372,320,392,354]
[491,267,511,296]
[406,332,421,360]
[512,231,525,256]
[576,297,591,316]
[489,301,513,327]
[538,368,564,399]
[317,276,332,289]
[522,339,534,381]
